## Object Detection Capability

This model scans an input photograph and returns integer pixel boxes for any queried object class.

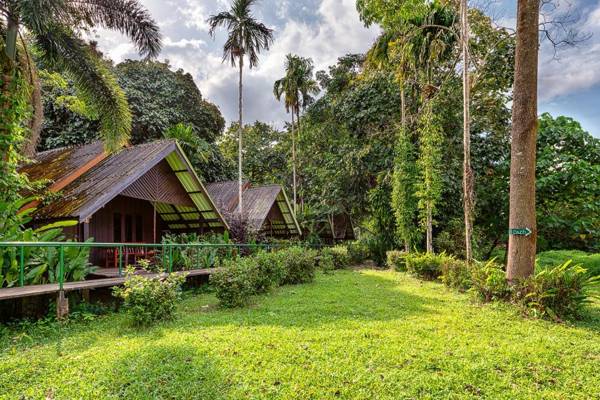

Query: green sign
[509,228,532,236]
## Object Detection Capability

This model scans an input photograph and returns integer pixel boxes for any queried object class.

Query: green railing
[0,241,318,290]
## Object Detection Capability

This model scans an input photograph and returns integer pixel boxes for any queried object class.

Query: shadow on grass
[182,270,443,330]
[102,343,228,399]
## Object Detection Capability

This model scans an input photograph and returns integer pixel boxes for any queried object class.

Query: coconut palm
[208,0,273,215]
[0,0,162,154]
[273,54,318,213]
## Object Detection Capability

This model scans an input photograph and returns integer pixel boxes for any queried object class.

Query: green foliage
[391,127,419,249]
[415,102,443,238]
[274,54,320,115]
[513,261,600,321]
[386,250,407,271]
[252,251,286,293]
[113,268,186,326]
[219,122,288,185]
[318,251,335,274]
[536,113,600,252]
[404,252,453,280]
[356,0,430,29]
[537,250,600,277]
[365,234,390,267]
[115,60,225,145]
[161,232,233,270]
[164,123,232,183]
[469,260,511,302]
[0,199,95,287]
[280,246,319,285]
[346,240,369,264]
[440,259,472,291]
[367,175,397,265]
[321,245,351,269]
[210,257,259,308]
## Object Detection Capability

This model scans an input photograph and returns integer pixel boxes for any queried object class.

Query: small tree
[416,102,443,253]
[391,126,419,252]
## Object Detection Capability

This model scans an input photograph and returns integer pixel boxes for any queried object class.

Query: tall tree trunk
[426,203,433,253]
[461,0,474,263]
[296,108,303,213]
[237,56,244,215]
[506,0,540,282]
[291,107,297,214]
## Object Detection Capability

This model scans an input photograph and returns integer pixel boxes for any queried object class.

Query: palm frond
[64,0,161,58]
[34,24,131,151]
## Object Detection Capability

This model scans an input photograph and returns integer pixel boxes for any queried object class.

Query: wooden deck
[0,269,216,301]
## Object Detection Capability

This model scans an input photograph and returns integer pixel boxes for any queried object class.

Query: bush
[210,258,258,308]
[346,241,369,264]
[252,251,286,293]
[470,260,510,302]
[404,252,455,280]
[386,250,407,271]
[513,261,600,321]
[440,258,471,291]
[113,268,186,325]
[318,252,335,274]
[280,246,318,285]
[321,245,351,269]
[366,236,389,267]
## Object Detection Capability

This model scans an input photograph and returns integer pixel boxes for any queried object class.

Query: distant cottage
[206,180,301,238]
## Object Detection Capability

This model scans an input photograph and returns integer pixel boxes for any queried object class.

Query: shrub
[113,268,186,325]
[469,260,510,302]
[322,245,350,269]
[404,252,455,280]
[210,258,258,308]
[280,246,318,285]
[318,252,335,274]
[440,258,471,291]
[346,241,369,264]
[252,251,286,293]
[537,250,600,277]
[386,250,407,271]
[512,261,600,321]
[366,236,389,267]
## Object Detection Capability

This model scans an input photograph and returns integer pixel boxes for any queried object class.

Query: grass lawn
[1,269,599,399]
[536,250,600,276]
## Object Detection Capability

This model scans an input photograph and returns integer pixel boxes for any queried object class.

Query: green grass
[536,250,600,276]
[1,269,599,399]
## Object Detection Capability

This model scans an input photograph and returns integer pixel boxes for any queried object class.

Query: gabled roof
[206,181,301,236]
[20,140,229,230]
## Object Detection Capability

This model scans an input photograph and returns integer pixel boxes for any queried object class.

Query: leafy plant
[469,259,510,302]
[321,245,351,269]
[210,258,258,308]
[252,251,286,293]
[346,240,369,264]
[404,252,455,280]
[280,246,319,285]
[512,261,600,321]
[440,258,471,291]
[386,250,407,271]
[113,267,186,326]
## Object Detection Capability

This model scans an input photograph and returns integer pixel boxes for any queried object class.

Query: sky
[92,0,600,138]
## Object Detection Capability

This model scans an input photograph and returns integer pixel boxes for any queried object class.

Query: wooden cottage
[19,140,228,267]
[206,181,301,238]
[314,213,356,243]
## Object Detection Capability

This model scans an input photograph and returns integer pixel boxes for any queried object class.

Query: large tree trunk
[461,0,474,263]
[291,108,297,214]
[237,57,244,215]
[506,0,540,282]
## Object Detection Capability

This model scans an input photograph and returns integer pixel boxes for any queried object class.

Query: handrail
[0,241,321,290]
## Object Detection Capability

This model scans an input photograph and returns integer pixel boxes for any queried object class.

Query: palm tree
[273,54,318,213]
[1,0,161,154]
[208,0,273,215]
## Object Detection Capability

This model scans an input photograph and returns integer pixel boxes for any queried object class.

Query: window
[113,213,122,242]
[125,215,133,242]
[135,215,143,242]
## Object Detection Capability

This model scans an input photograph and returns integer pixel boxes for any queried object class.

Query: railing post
[118,245,123,277]
[168,246,173,273]
[59,245,64,291]
[19,245,24,287]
